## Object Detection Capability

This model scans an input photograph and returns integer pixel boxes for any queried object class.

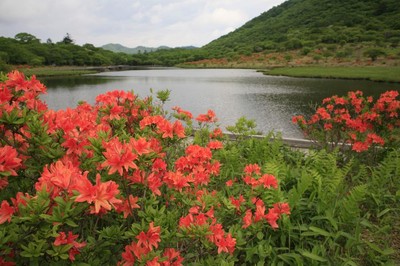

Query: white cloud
[0,0,286,47]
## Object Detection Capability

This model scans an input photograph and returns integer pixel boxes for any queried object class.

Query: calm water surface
[41,68,400,138]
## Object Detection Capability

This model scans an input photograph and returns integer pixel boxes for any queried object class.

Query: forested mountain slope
[202,0,400,58]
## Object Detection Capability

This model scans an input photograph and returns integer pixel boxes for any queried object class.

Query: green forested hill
[203,0,400,57]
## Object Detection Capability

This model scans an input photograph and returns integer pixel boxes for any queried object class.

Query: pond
[41,68,400,138]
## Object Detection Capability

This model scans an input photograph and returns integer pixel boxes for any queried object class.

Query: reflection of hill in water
[41,76,123,90]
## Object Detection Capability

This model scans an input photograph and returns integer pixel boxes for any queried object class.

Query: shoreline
[259,66,400,83]
[14,65,400,83]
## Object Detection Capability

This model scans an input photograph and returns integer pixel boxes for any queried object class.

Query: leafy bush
[293,90,400,162]
[0,71,398,265]
[0,71,291,265]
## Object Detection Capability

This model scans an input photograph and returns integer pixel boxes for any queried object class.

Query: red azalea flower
[162,248,184,266]
[292,115,305,125]
[172,106,193,119]
[130,137,151,155]
[242,209,253,229]
[179,213,194,228]
[225,179,234,187]
[0,176,8,190]
[101,138,138,176]
[0,200,14,224]
[254,200,266,222]
[196,109,217,123]
[243,175,258,187]
[215,233,236,254]
[75,174,122,214]
[146,257,160,266]
[0,256,15,266]
[0,146,22,176]
[207,140,223,150]
[265,208,280,229]
[173,120,186,138]
[163,171,193,191]
[54,231,86,261]
[366,133,385,146]
[136,222,161,250]
[120,244,136,266]
[316,107,331,120]
[258,174,278,189]
[244,163,261,175]
[352,141,369,152]
[210,128,223,138]
[115,195,140,218]
[324,123,333,130]
[273,202,291,216]
[229,195,245,211]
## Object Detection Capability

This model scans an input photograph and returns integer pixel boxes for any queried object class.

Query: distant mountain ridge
[102,43,197,54]
[101,43,169,54]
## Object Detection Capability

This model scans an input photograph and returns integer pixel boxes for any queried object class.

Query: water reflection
[41,68,400,138]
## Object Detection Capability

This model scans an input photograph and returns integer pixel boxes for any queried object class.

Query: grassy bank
[262,66,400,83]
[16,66,98,77]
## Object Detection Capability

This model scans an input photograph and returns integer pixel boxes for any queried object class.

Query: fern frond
[339,184,368,224]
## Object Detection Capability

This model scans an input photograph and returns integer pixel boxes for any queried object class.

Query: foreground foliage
[0,71,399,265]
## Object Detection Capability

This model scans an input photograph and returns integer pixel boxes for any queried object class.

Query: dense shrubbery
[293,90,400,163]
[0,71,399,265]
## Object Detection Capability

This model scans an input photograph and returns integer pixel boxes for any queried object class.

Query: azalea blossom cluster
[119,222,184,266]
[292,90,400,152]
[0,71,290,265]
[225,163,290,229]
[179,206,236,255]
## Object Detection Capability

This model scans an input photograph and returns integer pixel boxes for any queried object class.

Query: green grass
[18,66,98,77]
[263,66,400,83]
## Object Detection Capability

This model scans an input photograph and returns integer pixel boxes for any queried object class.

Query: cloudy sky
[0,0,286,48]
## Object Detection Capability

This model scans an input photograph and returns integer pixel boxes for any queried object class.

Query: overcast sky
[0,0,286,48]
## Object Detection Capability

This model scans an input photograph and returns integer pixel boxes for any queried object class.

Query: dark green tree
[62,33,74,44]
[364,48,386,61]
[14,32,40,43]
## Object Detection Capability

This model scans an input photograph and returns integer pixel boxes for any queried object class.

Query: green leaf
[377,208,391,218]
[39,214,52,220]
[65,219,78,227]
[309,226,332,237]
[300,250,327,262]
[278,253,303,265]
[365,241,394,255]
[60,253,69,260]
[20,250,33,258]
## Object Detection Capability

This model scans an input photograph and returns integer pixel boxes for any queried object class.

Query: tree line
[0,33,206,72]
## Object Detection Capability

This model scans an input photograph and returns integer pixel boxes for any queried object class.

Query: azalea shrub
[0,71,291,265]
[1,71,399,265]
[293,90,400,161]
